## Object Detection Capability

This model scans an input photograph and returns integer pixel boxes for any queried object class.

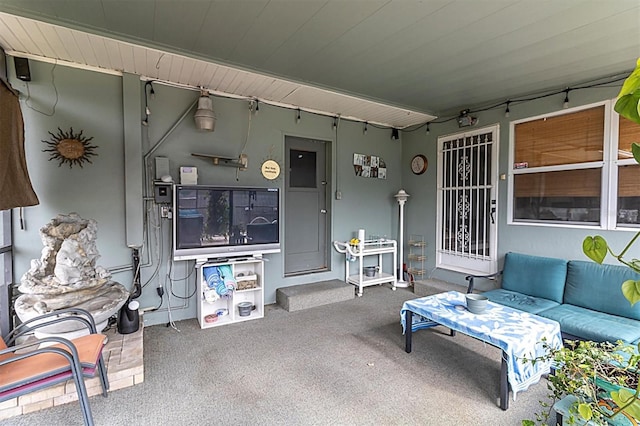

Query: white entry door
[436,125,499,275]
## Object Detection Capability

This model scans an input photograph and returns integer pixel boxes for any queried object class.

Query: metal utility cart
[333,238,397,297]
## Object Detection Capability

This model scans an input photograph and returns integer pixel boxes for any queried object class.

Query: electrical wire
[236,101,253,181]
[142,204,163,288]
[169,261,197,299]
[401,72,631,133]
[24,59,58,116]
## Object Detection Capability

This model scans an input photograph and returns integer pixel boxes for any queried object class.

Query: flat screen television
[173,185,280,261]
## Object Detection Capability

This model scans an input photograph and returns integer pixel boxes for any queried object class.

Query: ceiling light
[194,90,216,131]
[457,109,478,127]
[391,129,399,140]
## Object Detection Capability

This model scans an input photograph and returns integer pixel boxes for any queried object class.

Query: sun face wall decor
[42,127,98,168]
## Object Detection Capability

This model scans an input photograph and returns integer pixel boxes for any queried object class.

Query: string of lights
[142,68,630,138]
[403,72,630,133]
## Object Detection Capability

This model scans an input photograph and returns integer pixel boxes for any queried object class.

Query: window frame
[506,99,637,230]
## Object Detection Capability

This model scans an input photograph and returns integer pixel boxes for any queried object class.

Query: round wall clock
[410,154,428,175]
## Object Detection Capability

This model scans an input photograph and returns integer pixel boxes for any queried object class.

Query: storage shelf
[347,272,395,286]
[196,257,264,329]
[408,254,427,261]
[236,287,261,293]
[408,234,426,284]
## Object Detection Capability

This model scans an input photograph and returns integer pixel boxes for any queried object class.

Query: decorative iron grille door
[436,125,499,275]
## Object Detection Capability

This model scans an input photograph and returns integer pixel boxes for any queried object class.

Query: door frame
[283,134,332,276]
[435,124,500,275]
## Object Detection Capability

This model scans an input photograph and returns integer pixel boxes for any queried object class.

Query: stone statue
[15,213,129,335]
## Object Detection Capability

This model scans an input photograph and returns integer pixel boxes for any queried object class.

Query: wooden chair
[0,308,109,426]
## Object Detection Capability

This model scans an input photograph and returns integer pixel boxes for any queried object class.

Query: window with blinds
[510,100,640,228]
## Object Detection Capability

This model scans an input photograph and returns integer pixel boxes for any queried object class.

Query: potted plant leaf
[524,58,640,426]
[523,339,640,425]
[583,57,640,306]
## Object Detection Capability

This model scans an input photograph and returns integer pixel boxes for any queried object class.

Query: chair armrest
[0,335,81,365]
[5,308,98,346]
[0,336,86,389]
[465,271,503,294]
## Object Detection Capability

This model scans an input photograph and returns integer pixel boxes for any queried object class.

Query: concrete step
[276,279,354,312]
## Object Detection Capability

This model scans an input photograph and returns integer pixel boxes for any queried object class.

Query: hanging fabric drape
[0,78,39,210]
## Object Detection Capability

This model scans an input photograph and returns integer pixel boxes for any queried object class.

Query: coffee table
[401,291,562,410]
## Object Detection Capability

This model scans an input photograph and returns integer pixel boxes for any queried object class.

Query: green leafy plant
[522,340,640,426]
[583,58,640,306]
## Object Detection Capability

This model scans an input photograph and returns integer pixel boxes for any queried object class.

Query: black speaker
[14,57,31,81]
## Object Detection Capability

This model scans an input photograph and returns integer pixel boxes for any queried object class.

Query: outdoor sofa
[465,252,640,343]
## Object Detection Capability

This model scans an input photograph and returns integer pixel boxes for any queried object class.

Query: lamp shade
[394,189,410,203]
[194,92,216,131]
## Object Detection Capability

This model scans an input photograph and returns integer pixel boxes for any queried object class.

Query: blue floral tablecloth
[401,291,563,397]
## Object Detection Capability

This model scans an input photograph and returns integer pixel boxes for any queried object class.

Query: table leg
[405,310,413,353]
[500,353,509,410]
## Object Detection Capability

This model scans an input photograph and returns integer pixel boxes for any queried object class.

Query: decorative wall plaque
[353,153,386,179]
[42,127,97,168]
[261,159,281,180]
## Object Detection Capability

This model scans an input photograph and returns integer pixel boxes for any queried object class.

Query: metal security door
[436,125,499,275]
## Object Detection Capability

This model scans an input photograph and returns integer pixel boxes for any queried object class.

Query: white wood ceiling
[0,0,638,128]
[0,11,434,128]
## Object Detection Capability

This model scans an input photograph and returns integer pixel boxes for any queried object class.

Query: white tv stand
[333,239,397,297]
[195,255,264,328]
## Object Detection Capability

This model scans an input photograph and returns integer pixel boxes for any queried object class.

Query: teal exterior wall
[10,57,635,326]
[8,58,403,326]
[401,84,637,288]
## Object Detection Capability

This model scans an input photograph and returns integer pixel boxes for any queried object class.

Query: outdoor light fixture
[505,101,511,118]
[563,89,570,109]
[391,128,399,140]
[457,109,478,127]
[363,122,368,135]
[194,90,216,131]
[394,189,410,288]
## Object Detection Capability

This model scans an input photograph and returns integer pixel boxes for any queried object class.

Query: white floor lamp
[394,189,410,288]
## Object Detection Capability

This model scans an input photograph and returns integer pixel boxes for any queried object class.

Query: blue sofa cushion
[539,304,640,343]
[501,252,568,303]
[565,260,640,321]
[482,289,560,314]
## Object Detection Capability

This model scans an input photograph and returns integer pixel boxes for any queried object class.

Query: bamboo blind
[514,106,604,167]
[618,164,640,197]
[514,169,601,197]
[618,116,640,158]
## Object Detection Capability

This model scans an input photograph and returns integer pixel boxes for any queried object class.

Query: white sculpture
[15,213,129,335]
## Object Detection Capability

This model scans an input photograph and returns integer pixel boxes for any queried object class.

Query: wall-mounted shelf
[191,153,248,170]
